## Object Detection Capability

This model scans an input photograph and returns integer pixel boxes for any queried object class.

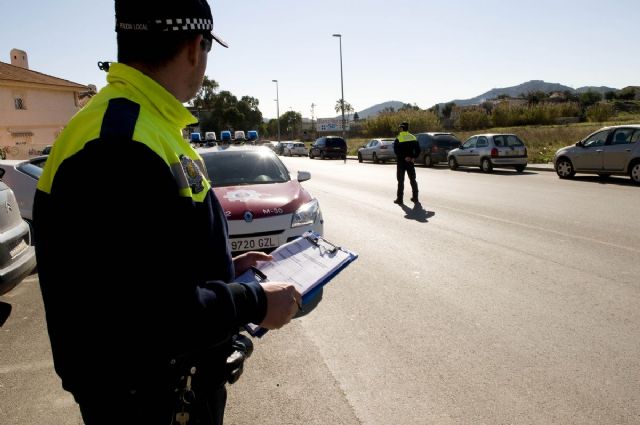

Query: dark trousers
[78,385,227,425]
[396,159,419,199]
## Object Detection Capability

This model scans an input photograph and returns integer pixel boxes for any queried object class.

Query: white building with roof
[0,49,91,158]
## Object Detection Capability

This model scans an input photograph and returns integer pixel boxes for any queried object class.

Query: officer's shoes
[393,198,403,204]
[410,197,419,203]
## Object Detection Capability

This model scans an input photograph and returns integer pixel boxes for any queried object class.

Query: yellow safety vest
[38,63,211,202]
[397,131,417,142]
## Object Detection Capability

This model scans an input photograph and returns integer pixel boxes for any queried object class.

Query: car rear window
[435,136,459,148]
[17,162,44,179]
[326,138,346,148]
[494,135,524,147]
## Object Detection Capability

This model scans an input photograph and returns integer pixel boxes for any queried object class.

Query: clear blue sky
[2,0,639,120]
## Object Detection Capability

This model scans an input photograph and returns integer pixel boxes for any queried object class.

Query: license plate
[230,236,278,252]
[10,239,28,259]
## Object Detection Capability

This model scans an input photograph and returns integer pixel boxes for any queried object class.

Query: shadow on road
[398,202,435,223]
[563,175,638,187]
[0,301,12,327]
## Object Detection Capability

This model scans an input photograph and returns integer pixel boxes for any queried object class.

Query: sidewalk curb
[345,156,555,172]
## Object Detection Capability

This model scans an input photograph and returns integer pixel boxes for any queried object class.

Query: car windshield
[202,149,290,187]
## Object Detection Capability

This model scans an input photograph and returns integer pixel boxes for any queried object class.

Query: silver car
[357,138,395,163]
[0,155,48,223]
[553,124,640,184]
[0,181,36,295]
[283,142,308,157]
[448,133,528,173]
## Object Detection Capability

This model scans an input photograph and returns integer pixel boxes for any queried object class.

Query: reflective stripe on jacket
[394,131,420,158]
[38,63,211,203]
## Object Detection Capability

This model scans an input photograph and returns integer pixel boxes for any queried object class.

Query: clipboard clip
[305,233,340,254]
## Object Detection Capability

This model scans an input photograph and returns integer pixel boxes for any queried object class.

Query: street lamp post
[272,79,281,143]
[332,34,345,138]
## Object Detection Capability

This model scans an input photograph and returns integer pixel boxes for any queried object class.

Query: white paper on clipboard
[236,231,357,337]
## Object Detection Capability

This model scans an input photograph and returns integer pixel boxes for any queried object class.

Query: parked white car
[283,142,309,157]
[0,156,48,223]
[0,181,36,295]
[448,133,528,173]
[357,138,395,163]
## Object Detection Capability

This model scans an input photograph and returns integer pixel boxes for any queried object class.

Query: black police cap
[115,0,227,48]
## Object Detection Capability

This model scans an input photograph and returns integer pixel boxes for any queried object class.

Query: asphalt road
[1,158,639,424]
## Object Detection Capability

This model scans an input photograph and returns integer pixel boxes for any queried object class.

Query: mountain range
[350,80,620,119]
[438,80,618,108]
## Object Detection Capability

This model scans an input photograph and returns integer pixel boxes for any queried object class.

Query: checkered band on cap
[155,17,213,32]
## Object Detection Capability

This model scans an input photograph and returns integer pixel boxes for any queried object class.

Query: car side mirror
[575,141,583,147]
[459,146,465,150]
[297,171,311,182]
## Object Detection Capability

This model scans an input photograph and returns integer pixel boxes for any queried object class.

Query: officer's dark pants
[396,159,419,200]
[78,384,227,425]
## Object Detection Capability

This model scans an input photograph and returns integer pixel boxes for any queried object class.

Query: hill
[354,101,406,119]
[439,80,618,107]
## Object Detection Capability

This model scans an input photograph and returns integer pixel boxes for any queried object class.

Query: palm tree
[335,99,355,123]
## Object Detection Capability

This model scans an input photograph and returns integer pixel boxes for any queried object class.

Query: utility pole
[272,80,281,143]
[310,103,316,139]
[332,34,345,139]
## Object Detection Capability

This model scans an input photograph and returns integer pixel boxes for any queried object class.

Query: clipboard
[236,231,358,337]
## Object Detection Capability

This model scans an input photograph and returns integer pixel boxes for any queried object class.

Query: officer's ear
[186,34,205,67]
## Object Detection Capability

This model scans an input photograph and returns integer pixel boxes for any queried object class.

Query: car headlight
[291,199,320,228]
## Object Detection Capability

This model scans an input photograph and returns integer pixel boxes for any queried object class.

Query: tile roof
[0,61,88,90]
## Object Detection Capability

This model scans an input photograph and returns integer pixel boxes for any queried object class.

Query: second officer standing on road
[393,122,420,204]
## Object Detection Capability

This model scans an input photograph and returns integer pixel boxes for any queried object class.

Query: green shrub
[362,110,441,137]
[454,108,490,130]
[586,102,615,122]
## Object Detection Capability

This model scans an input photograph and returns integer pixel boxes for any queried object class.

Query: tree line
[190,77,303,139]
[190,77,638,140]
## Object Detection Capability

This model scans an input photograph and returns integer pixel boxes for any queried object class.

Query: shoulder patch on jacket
[100,98,141,141]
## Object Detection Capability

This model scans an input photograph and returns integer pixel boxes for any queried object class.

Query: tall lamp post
[332,33,345,138]
[272,79,281,143]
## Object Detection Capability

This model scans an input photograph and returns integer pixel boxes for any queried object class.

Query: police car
[198,145,324,253]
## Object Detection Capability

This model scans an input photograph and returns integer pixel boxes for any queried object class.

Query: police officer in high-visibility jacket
[393,122,420,204]
[33,1,301,424]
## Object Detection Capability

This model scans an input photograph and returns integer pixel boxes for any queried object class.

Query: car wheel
[448,156,458,170]
[630,161,640,184]
[309,151,314,159]
[358,153,363,163]
[320,151,326,160]
[515,164,526,173]
[481,158,493,173]
[423,154,433,167]
[373,153,379,164]
[555,158,575,179]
